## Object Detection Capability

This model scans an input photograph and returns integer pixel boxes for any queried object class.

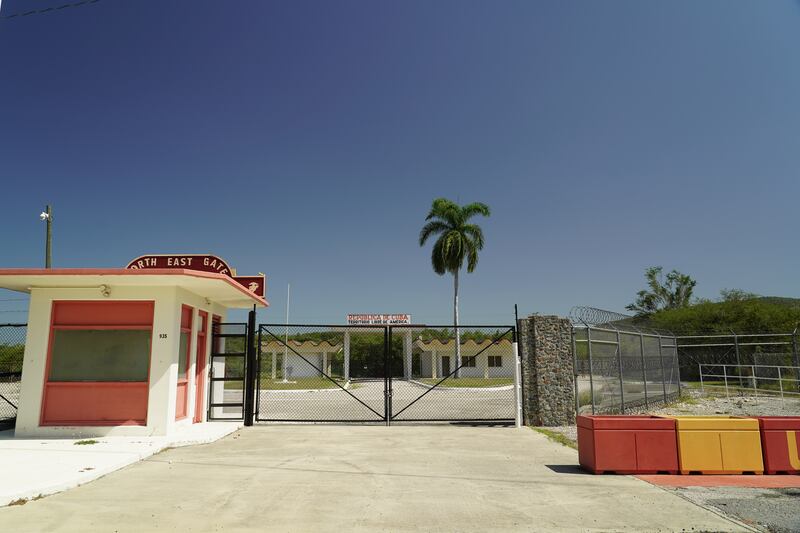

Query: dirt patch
[635,389,800,418]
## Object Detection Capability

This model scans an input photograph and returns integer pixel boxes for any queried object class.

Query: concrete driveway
[0,425,747,532]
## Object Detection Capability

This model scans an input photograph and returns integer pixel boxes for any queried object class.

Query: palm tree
[419,198,491,377]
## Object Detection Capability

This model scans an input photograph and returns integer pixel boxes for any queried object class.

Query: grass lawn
[225,377,349,390]
[532,427,577,449]
[418,377,513,388]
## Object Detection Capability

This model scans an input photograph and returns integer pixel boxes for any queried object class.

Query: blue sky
[1,0,799,325]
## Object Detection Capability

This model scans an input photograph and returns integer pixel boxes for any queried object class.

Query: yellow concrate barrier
[663,416,764,475]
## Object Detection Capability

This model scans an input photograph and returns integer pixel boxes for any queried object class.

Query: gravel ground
[539,389,800,532]
[669,487,800,533]
[639,388,800,418]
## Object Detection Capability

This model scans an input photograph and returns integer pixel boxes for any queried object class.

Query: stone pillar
[518,315,575,426]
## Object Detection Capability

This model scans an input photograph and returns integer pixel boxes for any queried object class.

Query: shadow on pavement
[545,464,592,475]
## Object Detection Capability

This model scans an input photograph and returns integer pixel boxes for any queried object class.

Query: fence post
[752,364,758,397]
[243,308,257,427]
[723,364,729,398]
[587,327,595,415]
[658,334,667,403]
[639,333,648,409]
[384,327,391,426]
[778,366,784,408]
[792,328,799,392]
[733,331,743,388]
[513,337,523,428]
[674,337,682,397]
[616,330,625,414]
[699,363,704,393]
[571,329,579,417]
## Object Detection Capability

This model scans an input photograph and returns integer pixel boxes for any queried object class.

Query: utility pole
[40,205,52,268]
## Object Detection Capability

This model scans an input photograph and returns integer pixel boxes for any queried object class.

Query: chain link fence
[0,324,26,429]
[698,363,800,402]
[676,332,800,391]
[570,308,680,415]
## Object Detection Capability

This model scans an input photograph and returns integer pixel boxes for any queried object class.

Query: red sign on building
[126,254,265,298]
[126,254,233,276]
[231,276,266,298]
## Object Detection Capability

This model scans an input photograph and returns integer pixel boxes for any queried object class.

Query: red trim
[193,310,208,423]
[0,268,268,307]
[52,325,151,331]
[52,300,155,326]
[175,305,193,420]
[40,301,154,426]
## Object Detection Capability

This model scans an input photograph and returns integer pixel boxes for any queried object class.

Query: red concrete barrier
[577,415,679,474]
[756,417,800,475]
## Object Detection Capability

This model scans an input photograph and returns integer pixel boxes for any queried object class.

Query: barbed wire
[568,306,632,326]
[1,0,102,20]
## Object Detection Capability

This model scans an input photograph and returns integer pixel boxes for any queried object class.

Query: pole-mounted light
[40,205,52,268]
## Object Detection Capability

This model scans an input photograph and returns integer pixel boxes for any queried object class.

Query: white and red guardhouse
[0,254,267,438]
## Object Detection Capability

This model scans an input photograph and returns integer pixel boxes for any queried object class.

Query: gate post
[243,308,257,426]
[513,330,523,428]
[385,326,392,425]
[517,315,575,426]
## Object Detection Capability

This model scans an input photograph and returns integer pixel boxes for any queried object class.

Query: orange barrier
[575,415,800,476]
[577,415,679,474]
[756,417,800,475]
[658,416,763,475]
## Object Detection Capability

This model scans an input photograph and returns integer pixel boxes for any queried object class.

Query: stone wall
[518,315,575,426]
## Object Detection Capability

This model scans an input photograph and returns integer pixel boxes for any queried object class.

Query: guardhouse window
[49,330,151,382]
[488,355,502,367]
[41,301,154,426]
[462,356,477,368]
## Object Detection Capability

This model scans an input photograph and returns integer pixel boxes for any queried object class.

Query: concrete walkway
[0,425,748,532]
[0,422,241,507]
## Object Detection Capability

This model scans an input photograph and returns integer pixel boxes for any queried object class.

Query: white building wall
[416,347,515,380]
[284,353,323,378]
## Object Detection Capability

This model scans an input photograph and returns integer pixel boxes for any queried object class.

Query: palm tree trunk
[453,269,461,378]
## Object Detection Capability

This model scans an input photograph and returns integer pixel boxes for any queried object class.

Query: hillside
[645,295,800,335]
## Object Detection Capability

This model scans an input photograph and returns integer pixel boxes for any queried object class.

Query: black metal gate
[207,321,250,421]
[254,324,517,424]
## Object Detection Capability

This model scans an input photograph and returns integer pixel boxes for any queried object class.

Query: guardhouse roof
[0,268,268,309]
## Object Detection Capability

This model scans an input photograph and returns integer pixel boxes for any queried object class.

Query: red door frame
[175,305,193,420]
[193,311,208,423]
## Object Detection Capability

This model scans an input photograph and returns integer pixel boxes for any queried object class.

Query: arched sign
[126,254,232,275]
[126,254,265,298]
